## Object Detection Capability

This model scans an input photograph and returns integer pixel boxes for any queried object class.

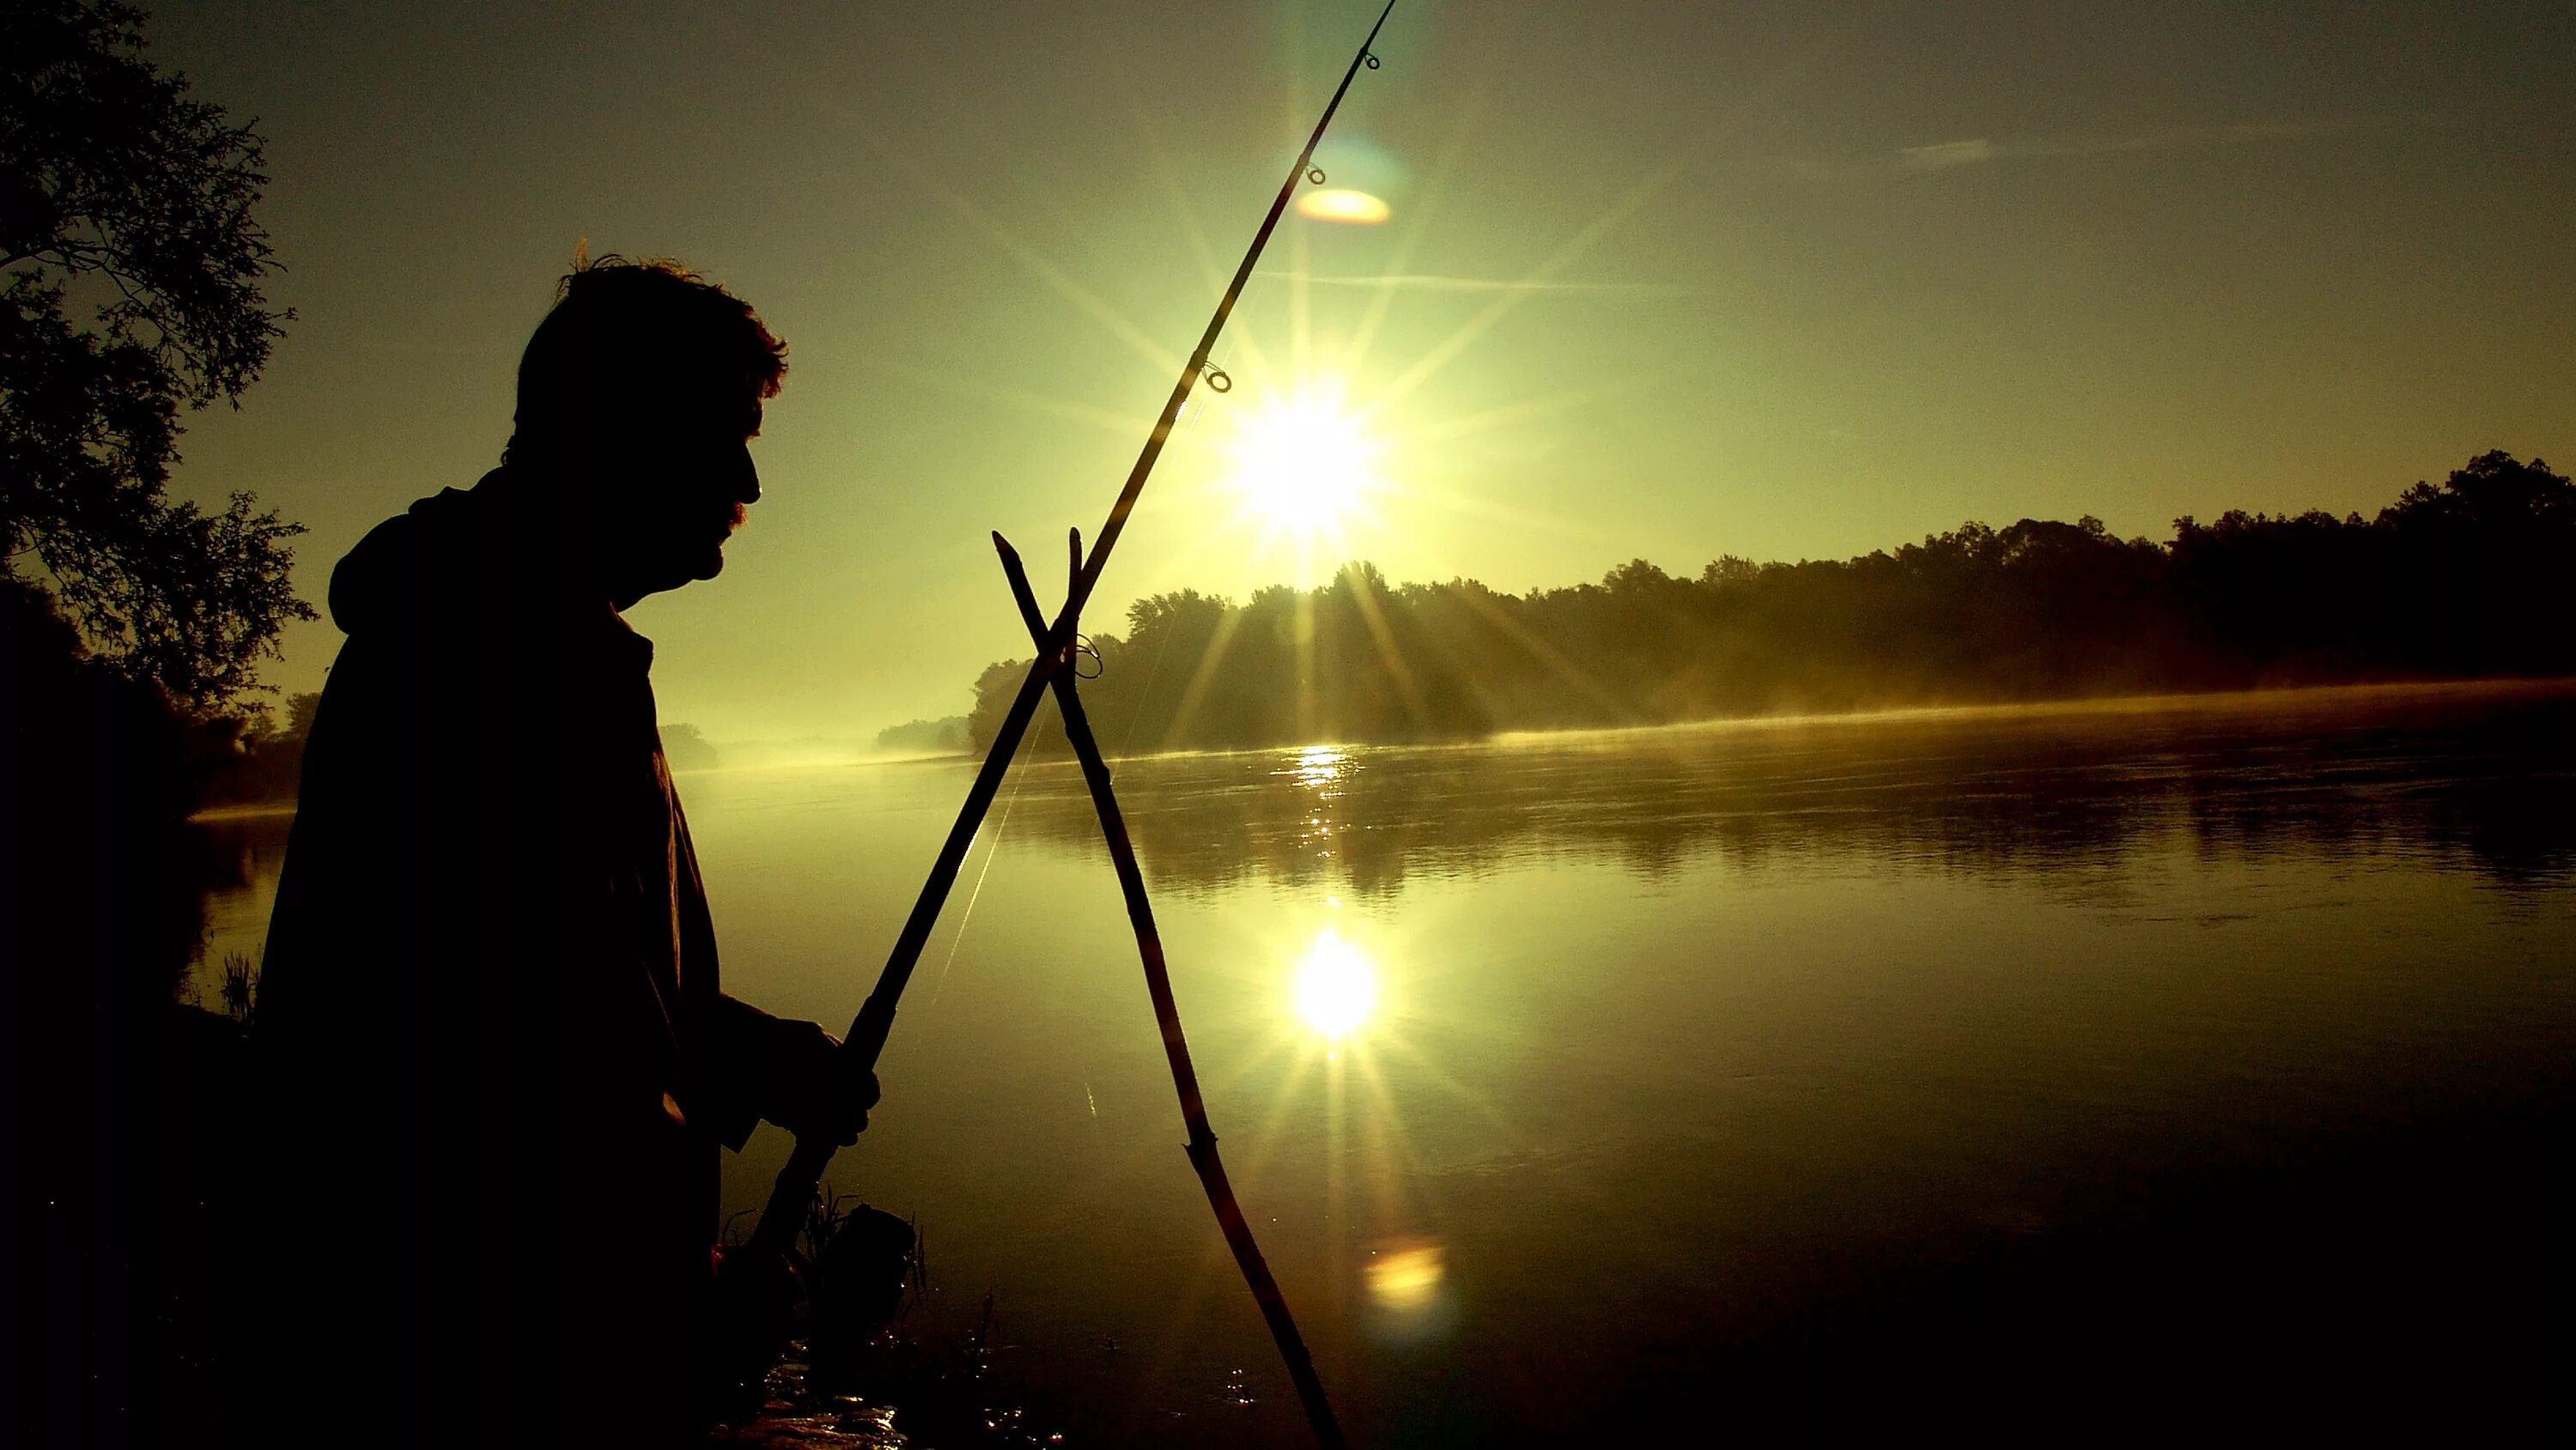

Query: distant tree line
[968,451,2574,755]
[876,715,969,755]
[186,688,315,804]
[661,722,718,773]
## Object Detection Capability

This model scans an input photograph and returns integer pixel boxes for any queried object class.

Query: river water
[194,681,2576,1443]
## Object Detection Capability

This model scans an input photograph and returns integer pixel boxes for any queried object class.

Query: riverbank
[60,1003,1061,1449]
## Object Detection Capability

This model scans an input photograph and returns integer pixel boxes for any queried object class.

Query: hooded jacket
[256,470,780,1446]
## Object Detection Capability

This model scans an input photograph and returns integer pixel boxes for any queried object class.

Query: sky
[143,0,2574,745]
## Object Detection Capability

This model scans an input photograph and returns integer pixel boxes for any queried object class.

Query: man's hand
[754,1017,881,1145]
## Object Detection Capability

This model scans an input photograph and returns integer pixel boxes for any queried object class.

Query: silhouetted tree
[2374,452,2574,675]
[8,19,313,1419]
[2382,450,2573,531]
[2,0,308,713]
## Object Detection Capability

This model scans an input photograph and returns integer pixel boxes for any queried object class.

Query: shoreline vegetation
[970,450,2575,757]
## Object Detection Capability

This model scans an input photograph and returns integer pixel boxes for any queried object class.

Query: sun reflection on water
[1280,744,1350,793]
[1277,747,1353,857]
[1291,928,1377,1039]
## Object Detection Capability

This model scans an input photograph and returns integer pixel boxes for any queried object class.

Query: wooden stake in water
[996,529,1345,1447]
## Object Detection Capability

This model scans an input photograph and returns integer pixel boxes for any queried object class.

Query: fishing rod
[740,0,1400,1286]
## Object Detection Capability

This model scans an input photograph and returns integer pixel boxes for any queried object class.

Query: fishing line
[1109,359,1202,759]
[1117,612,1181,757]
[927,709,1048,1007]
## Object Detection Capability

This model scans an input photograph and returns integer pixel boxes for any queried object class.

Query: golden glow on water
[627,689,2576,1434]
[1364,1240,1446,1313]
[1226,383,1377,537]
[1291,928,1378,1039]
[1295,187,1391,224]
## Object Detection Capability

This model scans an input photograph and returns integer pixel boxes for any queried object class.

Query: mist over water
[197,682,2576,1442]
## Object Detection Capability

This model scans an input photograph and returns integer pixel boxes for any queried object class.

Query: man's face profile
[590,382,765,607]
[510,259,788,609]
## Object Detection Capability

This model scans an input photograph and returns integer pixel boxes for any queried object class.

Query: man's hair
[505,254,788,464]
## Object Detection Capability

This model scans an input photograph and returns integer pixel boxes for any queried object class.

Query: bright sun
[1226,384,1376,535]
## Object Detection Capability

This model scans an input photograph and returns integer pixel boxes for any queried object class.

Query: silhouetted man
[256,258,871,1447]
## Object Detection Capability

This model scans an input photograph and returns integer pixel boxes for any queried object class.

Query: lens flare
[1291,929,1377,1039]
[1296,187,1391,224]
[1364,1241,1446,1313]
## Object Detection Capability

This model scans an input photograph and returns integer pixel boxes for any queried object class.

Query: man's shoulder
[326,476,532,640]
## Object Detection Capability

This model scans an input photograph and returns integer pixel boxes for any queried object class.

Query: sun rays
[1145,880,1546,1345]
[758,0,1710,622]
[724,9,1728,1333]
[697,0,1827,750]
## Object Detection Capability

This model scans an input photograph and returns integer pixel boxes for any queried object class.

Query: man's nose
[731,446,761,506]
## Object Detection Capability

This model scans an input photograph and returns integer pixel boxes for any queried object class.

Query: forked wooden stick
[994,527,1346,1450]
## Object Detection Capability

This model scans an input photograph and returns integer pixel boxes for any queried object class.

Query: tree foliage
[2,0,308,712]
[969,452,2576,754]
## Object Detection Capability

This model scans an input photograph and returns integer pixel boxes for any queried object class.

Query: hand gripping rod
[746,0,1400,1266]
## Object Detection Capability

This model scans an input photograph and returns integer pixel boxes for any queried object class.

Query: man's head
[507,256,788,606]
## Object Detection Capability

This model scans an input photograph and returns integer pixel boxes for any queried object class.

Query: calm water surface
[200,683,2576,1442]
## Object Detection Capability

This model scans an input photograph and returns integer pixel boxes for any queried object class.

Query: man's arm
[702,995,879,1149]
